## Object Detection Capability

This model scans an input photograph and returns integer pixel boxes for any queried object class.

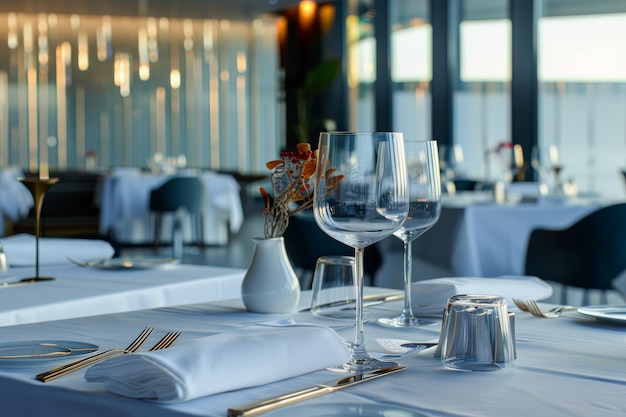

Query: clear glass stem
[400,239,414,320]
[350,246,368,361]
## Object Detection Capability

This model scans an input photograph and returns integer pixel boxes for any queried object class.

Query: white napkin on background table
[412,275,553,317]
[85,323,350,403]
[0,234,115,266]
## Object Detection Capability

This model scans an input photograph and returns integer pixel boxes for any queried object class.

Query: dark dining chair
[149,177,208,248]
[283,210,382,289]
[524,203,626,305]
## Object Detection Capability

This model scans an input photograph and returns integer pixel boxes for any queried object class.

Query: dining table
[376,190,615,289]
[96,170,244,246]
[0,287,625,416]
[0,262,245,327]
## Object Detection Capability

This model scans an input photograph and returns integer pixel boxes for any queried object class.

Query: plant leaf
[301,59,341,96]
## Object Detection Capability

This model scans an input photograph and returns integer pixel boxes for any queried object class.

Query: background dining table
[0,288,624,417]
[0,262,245,327]
[96,170,244,246]
[375,191,613,289]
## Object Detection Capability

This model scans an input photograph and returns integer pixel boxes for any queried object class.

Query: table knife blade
[227,365,406,417]
[299,292,404,313]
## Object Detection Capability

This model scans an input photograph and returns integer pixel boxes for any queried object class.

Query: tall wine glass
[313,131,408,372]
[378,140,441,327]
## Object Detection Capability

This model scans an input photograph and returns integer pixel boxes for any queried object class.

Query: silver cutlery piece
[399,341,439,348]
[227,365,406,417]
[513,298,577,318]
[36,326,156,382]
[299,292,404,313]
[66,256,110,268]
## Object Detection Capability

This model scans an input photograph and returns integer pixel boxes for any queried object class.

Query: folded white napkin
[412,275,553,317]
[0,234,115,266]
[85,323,350,403]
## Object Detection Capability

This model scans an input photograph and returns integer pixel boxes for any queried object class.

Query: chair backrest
[149,177,207,214]
[525,203,626,291]
[283,210,382,283]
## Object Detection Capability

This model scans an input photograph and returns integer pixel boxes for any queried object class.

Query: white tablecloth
[0,290,624,416]
[0,263,245,327]
[97,171,244,246]
[376,197,606,288]
[449,200,602,276]
[0,167,33,236]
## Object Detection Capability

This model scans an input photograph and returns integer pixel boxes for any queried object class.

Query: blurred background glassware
[548,144,565,193]
[310,255,356,319]
[438,143,464,195]
[440,294,515,371]
[0,244,7,272]
[378,140,441,328]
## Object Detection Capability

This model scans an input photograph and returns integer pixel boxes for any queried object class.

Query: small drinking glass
[440,294,515,371]
[310,255,355,319]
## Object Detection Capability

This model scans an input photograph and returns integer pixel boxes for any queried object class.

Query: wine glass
[313,131,409,372]
[378,140,442,327]
[548,144,564,193]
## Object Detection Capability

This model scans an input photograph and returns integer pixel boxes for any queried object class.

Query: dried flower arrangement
[259,142,343,238]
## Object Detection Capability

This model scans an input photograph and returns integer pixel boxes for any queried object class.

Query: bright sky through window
[360,13,626,84]
[391,25,432,82]
[460,19,511,82]
[539,13,626,82]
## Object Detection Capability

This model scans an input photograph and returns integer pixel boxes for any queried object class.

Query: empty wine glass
[548,144,564,192]
[314,131,408,372]
[378,140,441,327]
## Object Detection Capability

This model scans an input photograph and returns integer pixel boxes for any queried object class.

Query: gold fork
[37,326,155,382]
[149,331,181,351]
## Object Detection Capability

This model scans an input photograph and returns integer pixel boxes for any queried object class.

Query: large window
[538,8,626,198]
[454,0,511,181]
[347,0,376,131]
[390,0,431,142]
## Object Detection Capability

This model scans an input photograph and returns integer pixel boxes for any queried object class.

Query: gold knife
[227,365,406,417]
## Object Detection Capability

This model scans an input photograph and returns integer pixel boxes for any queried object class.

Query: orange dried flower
[260,142,341,238]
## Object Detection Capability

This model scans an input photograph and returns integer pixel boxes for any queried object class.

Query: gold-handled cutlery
[148,331,181,351]
[227,365,406,417]
[36,326,157,382]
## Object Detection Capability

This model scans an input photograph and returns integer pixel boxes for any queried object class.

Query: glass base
[377,315,437,328]
[18,277,55,283]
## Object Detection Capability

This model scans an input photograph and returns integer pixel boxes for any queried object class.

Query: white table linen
[451,200,601,276]
[0,291,624,416]
[411,275,553,317]
[97,171,244,245]
[85,322,350,402]
[376,198,605,288]
[0,234,115,266]
[0,263,244,327]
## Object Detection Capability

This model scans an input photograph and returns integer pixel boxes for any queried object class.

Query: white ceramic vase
[241,237,301,313]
